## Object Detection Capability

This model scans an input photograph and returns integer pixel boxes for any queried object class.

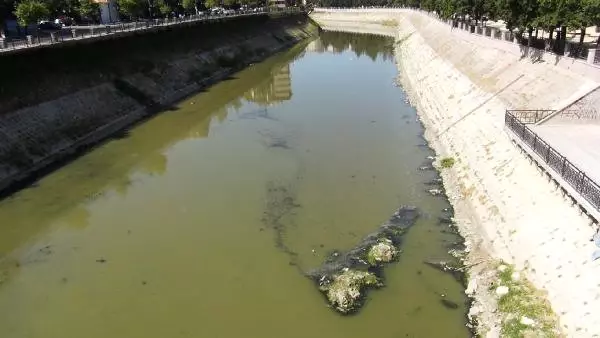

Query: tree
[182,0,197,13]
[495,0,538,46]
[14,0,50,26]
[155,0,171,15]
[581,0,600,45]
[117,0,146,18]
[570,0,600,45]
[77,0,100,20]
[204,0,219,8]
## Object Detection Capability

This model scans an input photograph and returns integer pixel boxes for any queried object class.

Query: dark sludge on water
[306,206,419,315]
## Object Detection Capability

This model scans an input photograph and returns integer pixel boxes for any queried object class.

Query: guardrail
[505,110,600,212]
[505,109,556,124]
[0,8,302,54]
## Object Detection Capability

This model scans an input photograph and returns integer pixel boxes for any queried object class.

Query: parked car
[38,21,62,32]
[210,7,224,15]
[55,16,74,27]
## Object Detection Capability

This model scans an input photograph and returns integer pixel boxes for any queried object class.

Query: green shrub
[440,157,455,169]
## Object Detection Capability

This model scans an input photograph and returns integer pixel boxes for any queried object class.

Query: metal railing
[505,110,600,212]
[505,109,556,124]
[0,8,302,53]
[559,109,600,120]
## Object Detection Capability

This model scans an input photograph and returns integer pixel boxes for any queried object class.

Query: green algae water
[0,32,470,338]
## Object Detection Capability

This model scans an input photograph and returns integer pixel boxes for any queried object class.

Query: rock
[520,316,536,326]
[367,239,397,265]
[320,269,379,314]
[468,304,482,316]
[495,285,509,296]
[465,278,478,295]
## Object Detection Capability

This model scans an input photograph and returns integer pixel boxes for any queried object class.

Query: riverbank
[312,9,600,337]
[0,14,317,194]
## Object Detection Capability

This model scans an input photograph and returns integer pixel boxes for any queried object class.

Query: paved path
[532,124,600,185]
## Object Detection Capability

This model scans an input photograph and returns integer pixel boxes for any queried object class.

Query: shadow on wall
[518,44,562,65]
[0,14,309,116]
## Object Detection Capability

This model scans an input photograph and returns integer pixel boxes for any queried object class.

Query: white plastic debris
[511,271,521,281]
[520,316,536,326]
[495,285,509,296]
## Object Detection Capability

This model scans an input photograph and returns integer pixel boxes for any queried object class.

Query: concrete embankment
[312,9,600,337]
[0,14,317,193]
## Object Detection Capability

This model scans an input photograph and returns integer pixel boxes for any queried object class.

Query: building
[94,0,119,24]
[271,65,292,101]
[245,64,292,106]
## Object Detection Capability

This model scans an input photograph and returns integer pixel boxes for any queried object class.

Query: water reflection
[307,31,394,62]
[245,64,293,106]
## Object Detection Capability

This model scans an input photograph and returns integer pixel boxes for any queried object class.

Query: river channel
[0,31,469,338]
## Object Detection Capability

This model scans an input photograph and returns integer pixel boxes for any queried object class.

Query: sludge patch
[307,206,419,314]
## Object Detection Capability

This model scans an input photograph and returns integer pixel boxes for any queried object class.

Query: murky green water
[0,32,469,338]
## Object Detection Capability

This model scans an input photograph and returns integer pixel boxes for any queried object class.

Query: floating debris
[428,189,443,196]
[425,178,443,186]
[424,259,465,284]
[308,206,419,314]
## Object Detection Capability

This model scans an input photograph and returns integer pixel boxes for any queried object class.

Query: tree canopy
[182,0,197,13]
[14,0,49,25]
[77,0,99,19]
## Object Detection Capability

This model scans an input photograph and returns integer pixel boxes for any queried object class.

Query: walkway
[532,124,600,185]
